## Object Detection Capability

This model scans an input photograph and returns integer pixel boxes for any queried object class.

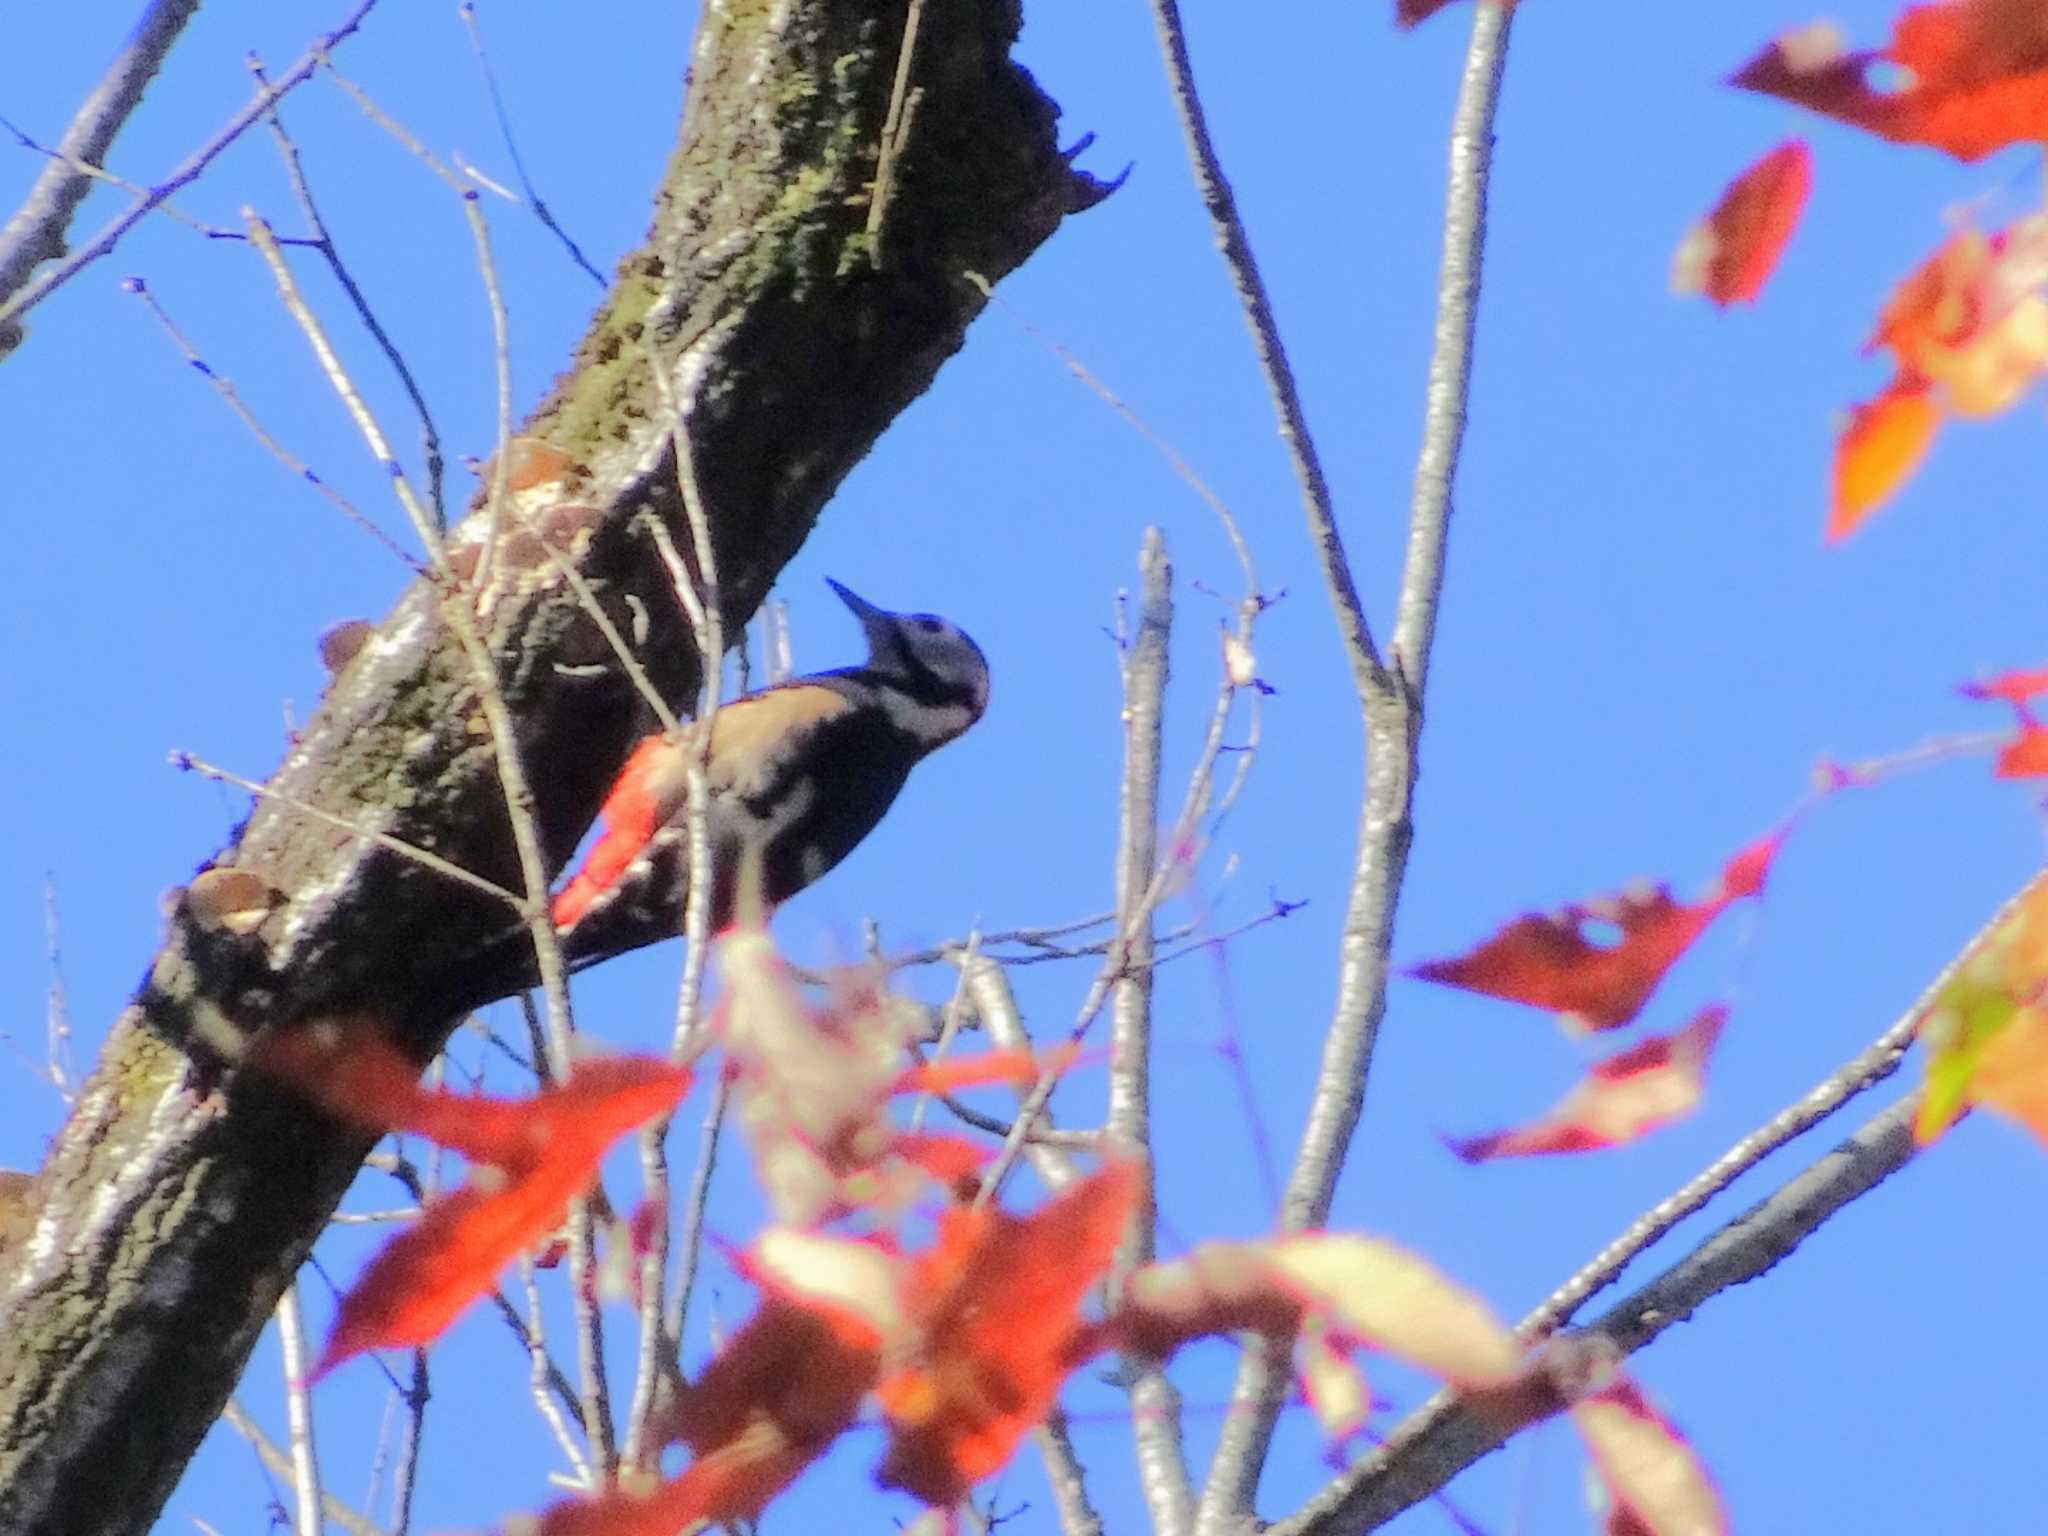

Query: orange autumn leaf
[1672,140,1812,306]
[1410,834,1782,1032]
[875,1160,1140,1506]
[527,1435,821,1536]
[273,1049,689,1380]
[1732,2,2048,161]
[1574,1378,1729,1536]
[888,1132,993,1189]
[1994,726,2048,778]
[892,1043,1082,1097]
[1830,377,1942,539]
[1445,1006,1727,1162]
[1830,216,2048,536]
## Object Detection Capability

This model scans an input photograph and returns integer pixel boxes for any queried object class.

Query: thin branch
[248,57,447,522]
[624,388,729,1466]
[42,878,75,1100]
[1106,530,1194,1535]
[1144,0,1381,696]
[171,751,520,907]
[866,0,927,260]
[245,205,613,1470]
[1276,1095,1920,1536]
[909,931,984,1134]
[125,277,420,565]
[1278,869,2042,1532]
[220,1401,385,1536]
[1195,5,1516,1525]
[0,0,201,327]
[456,1,606,286]
[272,1285,325,1536]
[0,0,379,341]
[964,955,1079,1192]
[663,1073,732,1349]
[1036,1411,1107,1536]
[319,62,509,553]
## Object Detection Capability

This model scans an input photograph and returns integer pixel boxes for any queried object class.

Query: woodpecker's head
[828,579,990,742]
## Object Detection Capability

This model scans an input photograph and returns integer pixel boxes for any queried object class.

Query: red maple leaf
[1445,1005,1728,1161]
[1673,141,1812,306]
[1409,834,1782,1032]
[1733,2,2048,161]
[875,1160,1140,1506]
[252,1028,688,1379]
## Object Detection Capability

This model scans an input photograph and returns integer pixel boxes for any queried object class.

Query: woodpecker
[538,579,989,973]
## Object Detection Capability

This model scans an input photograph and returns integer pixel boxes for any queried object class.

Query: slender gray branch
[0,0,379,350]
[0,0,200,332]
[220,1401,385,1536]
[1108,529,1195,1536]
[1144,0,1381,696]
[1274,1095,1920,1536]
[1275,865,2044,1531]
[1194,6,1516,1527]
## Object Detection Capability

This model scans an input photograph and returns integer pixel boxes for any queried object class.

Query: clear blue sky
[4,2,2045,1532]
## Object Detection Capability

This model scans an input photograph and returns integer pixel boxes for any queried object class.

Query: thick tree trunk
[0,5,1090,1532]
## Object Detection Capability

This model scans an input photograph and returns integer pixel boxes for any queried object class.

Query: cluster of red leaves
[248,1025,689,1381]
[1834,215,2048,537]
[1915,870,2048,1148]
[274,927,1724,1533]
[1733,2,2048,162]
[1413,831,1783,1159]
[1667,2,2048,533]
[1960,664,2048,778]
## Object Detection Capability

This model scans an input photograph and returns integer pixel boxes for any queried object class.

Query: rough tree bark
[0,5,1095,1532]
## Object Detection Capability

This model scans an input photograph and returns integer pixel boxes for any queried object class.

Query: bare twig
[1144,0,1380,697]
[963,955,1079,1193]
[125,278,419,564]
[0,0,201,329]
[623,382,729,1466]
[221,1401,385,1536]
[172,751,520,907]
[272,1285,324,1536]
[1037,1410,1107,1536]
[663,1073,732,1349]
[248,57,447,522]
[866,0,927,258]
[319,63,510,559]
[245,205,613,1470]
[1190,5,1517,1524]
[516,1256,594,1486]
[42,879,75,1100]
[456,1,606,286]
[909,930,984,1134]
[0,0,379,340]
[1107,530,1193,1535]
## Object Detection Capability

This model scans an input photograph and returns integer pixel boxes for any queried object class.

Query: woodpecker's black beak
[826,579,895,652]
